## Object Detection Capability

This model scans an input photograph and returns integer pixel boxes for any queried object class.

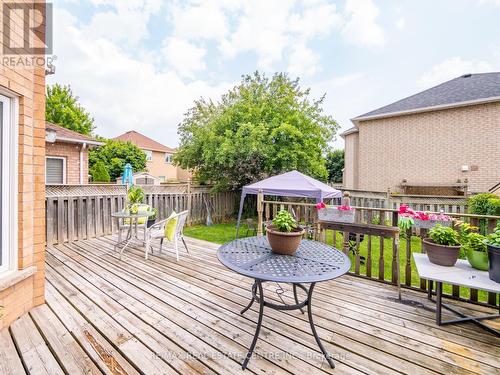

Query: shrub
[468,193,500,216]
[90,161,110,182]
[428,224,460,246]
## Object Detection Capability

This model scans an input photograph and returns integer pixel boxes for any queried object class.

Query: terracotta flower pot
[266,225,305,256]
[422,238,460,266]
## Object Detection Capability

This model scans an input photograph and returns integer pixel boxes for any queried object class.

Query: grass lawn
[185,221,489,302]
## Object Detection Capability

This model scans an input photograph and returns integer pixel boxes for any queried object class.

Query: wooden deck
[1,236,499,375]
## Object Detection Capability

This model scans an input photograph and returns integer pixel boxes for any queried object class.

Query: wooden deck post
[187,178,192,225]
[257,190,264,237]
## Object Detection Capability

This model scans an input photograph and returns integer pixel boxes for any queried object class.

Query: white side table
[413,253,500,336]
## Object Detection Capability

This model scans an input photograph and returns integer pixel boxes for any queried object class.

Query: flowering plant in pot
[266,210,305,256]
[316,202,355,223]
[423,224,461,266]
[398,205,452,229]
[485,225,500,282]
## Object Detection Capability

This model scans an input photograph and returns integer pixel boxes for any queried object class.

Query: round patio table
[111,211,154,258]
[218,236,351,370]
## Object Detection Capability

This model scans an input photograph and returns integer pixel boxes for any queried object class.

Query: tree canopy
[175,72,339,190]
[46,84,95,135]
[90,160,111,183]
[89,140,147,181]
[325,149,344,183]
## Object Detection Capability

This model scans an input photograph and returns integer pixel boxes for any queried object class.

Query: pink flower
[316,202,326,210]
[337,205,354,211]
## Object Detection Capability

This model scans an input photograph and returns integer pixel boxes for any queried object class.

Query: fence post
[187,178,192,225]
[257,190,264,237]
[386,187,392,210]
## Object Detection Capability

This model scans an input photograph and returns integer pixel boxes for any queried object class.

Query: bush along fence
[46,185,237,245]
[258,196,499,308]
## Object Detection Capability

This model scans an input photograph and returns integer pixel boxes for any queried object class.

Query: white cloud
[162,37,206,78]
[478,0,500,6]
[417,57,492,88]
[169,1,229,40]
[49,8,233,147]
[287,44,320,77]
[342,0,385,47]
[83,0,162,45]
[396,17,406,30]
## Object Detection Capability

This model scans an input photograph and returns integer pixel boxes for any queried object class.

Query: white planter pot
[413,218,452,229]
[318,208,355,223]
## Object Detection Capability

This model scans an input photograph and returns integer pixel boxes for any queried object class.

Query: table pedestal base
[240,280,335,370]
[428,280,500,337]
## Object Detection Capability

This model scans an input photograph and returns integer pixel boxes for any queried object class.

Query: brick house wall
[0,0,46,329]
[345,102,500,193]
[46,141,88,184]
[343,131,359,190]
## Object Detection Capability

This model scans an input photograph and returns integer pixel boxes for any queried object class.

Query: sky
[48,0,500,149]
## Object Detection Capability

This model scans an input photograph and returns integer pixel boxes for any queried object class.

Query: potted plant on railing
[398,205,452,229]
[316,202,356,223]
[423,224,461,266]
[485,225,500,282]
[147,207,158,228]
[266,210,305,256]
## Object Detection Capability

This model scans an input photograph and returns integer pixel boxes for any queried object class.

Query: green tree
[90,160,110,182]
[175,72,339,190]
[89,140,147,181]
[46,84,95,135]
[325,149,344,183]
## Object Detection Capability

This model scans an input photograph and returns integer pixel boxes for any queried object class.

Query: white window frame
[0,93,18,274]
[45,156,66,185]
[164,153,173,164]
[144,150,153,161]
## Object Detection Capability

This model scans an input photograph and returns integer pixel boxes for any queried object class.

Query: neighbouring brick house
[45,122,103,184]
[342,73,500,194]
[113,130,191,182]
[0,1,47,330]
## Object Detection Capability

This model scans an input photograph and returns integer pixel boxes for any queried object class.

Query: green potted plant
[147,207,158,228]
[463,232,488,271]
[127,186,145,213]
[266,210,305,256]
[485,225,500,282]
[423,224,461,266]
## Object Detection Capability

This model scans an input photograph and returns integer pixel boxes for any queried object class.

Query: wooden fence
[46,185,237,245]
[259,198,500,307]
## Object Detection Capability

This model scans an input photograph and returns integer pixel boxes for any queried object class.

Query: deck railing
[258,198,499,307]
[46,185,237,245]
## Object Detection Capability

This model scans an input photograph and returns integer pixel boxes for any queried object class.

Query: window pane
[46,158,64,184]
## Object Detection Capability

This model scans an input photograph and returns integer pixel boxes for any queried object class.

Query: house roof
[340,127,359,138]
[353,72,500,122]
[113,130,175,153]
[46,122,103,146]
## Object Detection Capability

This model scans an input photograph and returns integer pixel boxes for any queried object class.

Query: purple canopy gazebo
[236,170,342,237]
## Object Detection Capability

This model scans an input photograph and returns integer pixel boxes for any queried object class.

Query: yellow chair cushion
[165,211,178,241]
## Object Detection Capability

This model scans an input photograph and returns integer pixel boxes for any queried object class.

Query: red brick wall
[0,0,47,329]
[46,142,88,184]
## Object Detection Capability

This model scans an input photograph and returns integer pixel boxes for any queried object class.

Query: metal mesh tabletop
[218,237,351,283]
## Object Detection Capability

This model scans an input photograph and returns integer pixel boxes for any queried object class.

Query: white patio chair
[117,204,151,243]
[144,210,189,261]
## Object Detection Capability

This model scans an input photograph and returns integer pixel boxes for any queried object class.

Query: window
[159,176,166,182]
[165,153,173,164]
[144,150,153,161]
[0,94,18,273]
[46,157,66,184]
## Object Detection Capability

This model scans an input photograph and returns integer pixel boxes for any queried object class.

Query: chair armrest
[147,217,170,232]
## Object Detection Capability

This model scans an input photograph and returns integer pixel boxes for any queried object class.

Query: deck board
[0,235,499,374]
